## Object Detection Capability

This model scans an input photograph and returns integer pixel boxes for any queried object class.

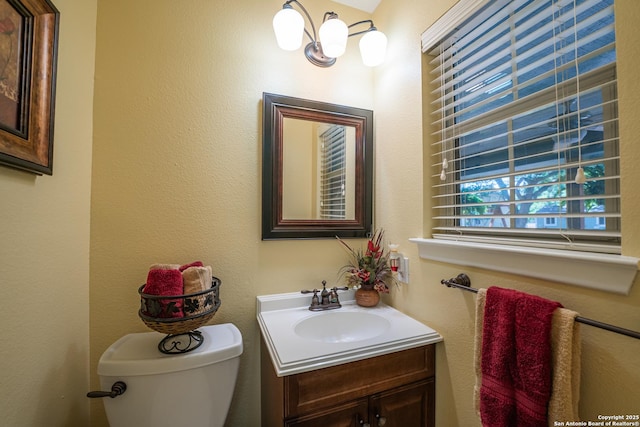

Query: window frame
[427,0,620,253]
[413,0,638,294]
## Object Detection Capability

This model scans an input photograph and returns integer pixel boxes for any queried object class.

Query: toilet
[97,323,243,427]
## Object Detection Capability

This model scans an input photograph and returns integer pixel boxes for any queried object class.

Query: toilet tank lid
[98,323,243,377]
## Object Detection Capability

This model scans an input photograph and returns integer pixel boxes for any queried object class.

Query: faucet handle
[301,288,320,308]
[329,286,349,304]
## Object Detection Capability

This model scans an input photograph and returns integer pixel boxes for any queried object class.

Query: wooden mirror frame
[262,92,373,240]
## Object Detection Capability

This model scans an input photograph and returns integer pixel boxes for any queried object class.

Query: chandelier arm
[346,20,375,38]
[285,0,318,44]
[322,11,338,23]
[303,28,315,44]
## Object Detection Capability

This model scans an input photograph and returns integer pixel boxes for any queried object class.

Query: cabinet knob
[359,419,370,427]
[376,414,387,426]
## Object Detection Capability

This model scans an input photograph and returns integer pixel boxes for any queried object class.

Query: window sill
[410,238,638,295]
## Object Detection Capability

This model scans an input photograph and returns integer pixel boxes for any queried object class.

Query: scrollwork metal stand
[158,330,204,354]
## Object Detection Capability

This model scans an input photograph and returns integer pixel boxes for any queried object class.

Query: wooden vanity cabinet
[261,340,436,427]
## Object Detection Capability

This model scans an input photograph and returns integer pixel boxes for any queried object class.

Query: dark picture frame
[0,0,59,175]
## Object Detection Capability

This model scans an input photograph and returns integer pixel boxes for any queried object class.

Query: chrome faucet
[301,280,348,311]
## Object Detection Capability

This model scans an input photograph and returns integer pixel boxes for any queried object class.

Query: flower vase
[355,286,380,307]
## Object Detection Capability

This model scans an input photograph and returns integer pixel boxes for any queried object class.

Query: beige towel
[548,308,581,425]
[181,266,213,316]
[473,288,487,417]
[182,265,212,295]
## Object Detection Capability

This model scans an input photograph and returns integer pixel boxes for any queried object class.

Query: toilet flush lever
[87,381,127,398]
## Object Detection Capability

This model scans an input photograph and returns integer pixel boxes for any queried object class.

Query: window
[319,125,347,219]
[423,0,620,254]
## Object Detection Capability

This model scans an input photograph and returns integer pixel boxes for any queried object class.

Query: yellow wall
[90,1,374,426]
[282,118,314,219]
[0,0,97,425]
[1,0,637,426]
[375,0,640,425]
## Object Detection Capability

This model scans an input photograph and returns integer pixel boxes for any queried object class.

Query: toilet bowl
[97,323,243,427]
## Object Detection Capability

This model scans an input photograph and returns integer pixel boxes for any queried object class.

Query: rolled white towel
[182,265,212,295]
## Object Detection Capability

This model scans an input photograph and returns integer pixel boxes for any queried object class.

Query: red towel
[143,268,184,318]
[480,287,562,427]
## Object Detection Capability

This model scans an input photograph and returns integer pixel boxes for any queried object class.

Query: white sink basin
[294,311,391,343]
[257,290,442,376]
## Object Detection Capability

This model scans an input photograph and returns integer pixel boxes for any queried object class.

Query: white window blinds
[319,125,347,219]
[423,0,620,254]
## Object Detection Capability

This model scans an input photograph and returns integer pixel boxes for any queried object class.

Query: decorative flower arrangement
[337,229,396,294]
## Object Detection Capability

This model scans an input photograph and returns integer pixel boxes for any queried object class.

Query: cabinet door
[285,398,369,427]
[369,379,435,427]
[283,345,434,417]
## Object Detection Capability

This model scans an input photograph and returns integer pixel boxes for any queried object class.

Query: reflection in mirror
[262,93,373,240]
[282,118,356,220]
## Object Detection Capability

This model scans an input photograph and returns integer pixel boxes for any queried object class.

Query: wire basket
[138,277,221,335]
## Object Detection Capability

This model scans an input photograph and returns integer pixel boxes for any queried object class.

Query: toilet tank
[97,323,243,427]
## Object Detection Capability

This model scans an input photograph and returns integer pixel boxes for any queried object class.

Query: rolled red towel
[143,268,184,318]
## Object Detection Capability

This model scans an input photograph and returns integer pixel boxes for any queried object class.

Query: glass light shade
[359,30,387,66]
[319,18,348,58]
[273,8,305,51]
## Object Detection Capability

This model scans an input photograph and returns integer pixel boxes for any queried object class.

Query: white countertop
[257,290,443,376]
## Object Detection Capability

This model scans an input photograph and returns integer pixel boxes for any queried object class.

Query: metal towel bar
[441,273,640,341]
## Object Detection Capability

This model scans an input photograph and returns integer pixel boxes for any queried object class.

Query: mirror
[262,93,373,239]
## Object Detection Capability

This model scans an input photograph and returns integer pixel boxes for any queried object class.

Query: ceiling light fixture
[273,0,387,67]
